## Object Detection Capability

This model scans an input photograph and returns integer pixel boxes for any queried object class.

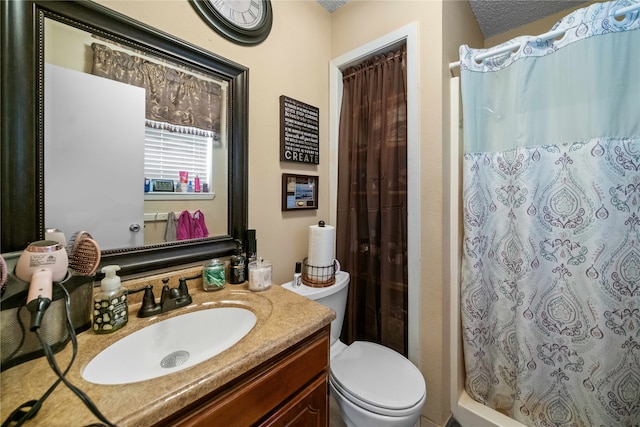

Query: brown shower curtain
[336,44,408,356]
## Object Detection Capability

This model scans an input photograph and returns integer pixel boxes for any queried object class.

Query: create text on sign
[280,95,319,164]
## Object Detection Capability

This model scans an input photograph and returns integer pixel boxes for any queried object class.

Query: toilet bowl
[282,271,426,427]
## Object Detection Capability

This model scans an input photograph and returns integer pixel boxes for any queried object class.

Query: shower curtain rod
[448,2,640,70]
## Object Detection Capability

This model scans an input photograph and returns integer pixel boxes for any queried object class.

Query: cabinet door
[161,326,330,427]
[259,375,328,427]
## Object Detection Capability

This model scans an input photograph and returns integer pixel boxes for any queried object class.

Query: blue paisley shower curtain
[459,1,640,425]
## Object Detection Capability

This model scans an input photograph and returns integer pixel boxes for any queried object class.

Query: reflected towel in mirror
[164,211,178,242]
[177,211,193,240]
[193,210,209,239]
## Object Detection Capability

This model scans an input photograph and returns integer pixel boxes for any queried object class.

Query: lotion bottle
[93,265,128,334]
[293,262,302,287]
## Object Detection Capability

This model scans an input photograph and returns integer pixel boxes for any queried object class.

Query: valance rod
[448,1,640,70]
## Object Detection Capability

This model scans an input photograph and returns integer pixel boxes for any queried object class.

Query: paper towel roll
[308,223,336,267]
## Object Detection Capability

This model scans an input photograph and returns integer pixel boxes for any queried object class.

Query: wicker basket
[301,257,336,287]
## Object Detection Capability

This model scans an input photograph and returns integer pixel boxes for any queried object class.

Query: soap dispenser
[93,265,128,334]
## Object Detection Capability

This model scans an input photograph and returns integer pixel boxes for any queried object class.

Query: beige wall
[44,18,230,244]
[89,1,575,426]
[331,1,443,423]
[94,1,483,426]
[331,1,483,425]
[97,0,332,282]
[441,2,484,426]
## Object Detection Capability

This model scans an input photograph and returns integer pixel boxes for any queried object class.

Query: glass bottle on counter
[248,258,272,292]
[203,258,225,291]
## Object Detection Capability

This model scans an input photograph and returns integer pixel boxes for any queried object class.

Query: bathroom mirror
[1,1,248,275]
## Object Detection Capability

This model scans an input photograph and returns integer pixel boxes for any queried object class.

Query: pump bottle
[93,265,128,334]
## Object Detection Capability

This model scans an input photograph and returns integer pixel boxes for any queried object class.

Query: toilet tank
[282,271,350,345]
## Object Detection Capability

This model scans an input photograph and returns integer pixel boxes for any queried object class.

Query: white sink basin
[82,307,256,385]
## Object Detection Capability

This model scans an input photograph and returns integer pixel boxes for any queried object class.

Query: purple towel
[192,210,209,238]
[176,210,193,240]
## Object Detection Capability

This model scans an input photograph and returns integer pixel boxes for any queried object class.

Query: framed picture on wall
[279,96,319,164]
[282,174,318,211]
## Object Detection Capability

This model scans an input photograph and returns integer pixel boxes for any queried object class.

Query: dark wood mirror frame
[1,1,248,276]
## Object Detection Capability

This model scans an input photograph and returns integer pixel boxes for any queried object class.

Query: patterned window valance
[91,43,222,136]
[145,119,217,140]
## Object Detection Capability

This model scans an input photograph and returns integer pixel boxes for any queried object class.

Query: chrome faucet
[130,274,197,318]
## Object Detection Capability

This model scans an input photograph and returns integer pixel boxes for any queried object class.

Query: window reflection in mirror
[44,18,229,251]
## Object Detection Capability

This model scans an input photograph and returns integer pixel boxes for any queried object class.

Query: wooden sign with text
[280,95,319,164]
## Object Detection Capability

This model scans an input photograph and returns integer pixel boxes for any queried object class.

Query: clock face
[190,0,272,45]
[207,0,265,30]
[152,179,175,192]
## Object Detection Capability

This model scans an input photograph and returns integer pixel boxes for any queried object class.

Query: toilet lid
[330,341,426,411]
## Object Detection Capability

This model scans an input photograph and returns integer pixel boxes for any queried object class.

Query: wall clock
[190,0,273,46]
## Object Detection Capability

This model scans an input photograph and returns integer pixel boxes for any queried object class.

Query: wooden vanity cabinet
[156,325,330,427]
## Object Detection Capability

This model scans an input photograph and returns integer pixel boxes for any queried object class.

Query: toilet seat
[330,341,426,417]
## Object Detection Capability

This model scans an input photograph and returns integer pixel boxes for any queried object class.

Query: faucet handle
[178,274,199,297]
[132,285,161,317]
[178,277,189,297]
[141,285,156,310]
[129,284,157,310]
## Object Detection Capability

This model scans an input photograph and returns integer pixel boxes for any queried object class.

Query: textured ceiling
[468,0,587,38]
[316,0,589,38]
[316,0,349,13]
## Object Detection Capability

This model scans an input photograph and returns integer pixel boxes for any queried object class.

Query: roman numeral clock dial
[190,0,273,46]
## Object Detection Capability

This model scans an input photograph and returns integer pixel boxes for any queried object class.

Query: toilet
[282,271,426,427]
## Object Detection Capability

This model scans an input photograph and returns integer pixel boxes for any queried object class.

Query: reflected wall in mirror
[44,19,229,250]
[1,1,248,275]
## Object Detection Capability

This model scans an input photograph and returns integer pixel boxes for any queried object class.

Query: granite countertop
[0,266,335,426]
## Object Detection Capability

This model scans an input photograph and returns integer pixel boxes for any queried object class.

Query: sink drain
[160,350,190,368]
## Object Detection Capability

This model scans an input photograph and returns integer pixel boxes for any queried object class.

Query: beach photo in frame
[282,174,318,211]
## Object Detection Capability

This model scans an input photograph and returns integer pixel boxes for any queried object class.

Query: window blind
[144,126,212,186]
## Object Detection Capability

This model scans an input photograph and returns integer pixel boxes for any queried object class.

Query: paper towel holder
[282,174,318,211]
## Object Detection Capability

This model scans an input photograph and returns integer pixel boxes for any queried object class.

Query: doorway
[329,22,420,364]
